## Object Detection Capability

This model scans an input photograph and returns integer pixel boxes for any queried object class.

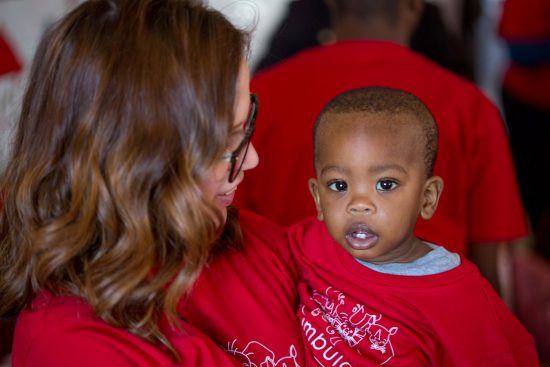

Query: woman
[0,1,306,366]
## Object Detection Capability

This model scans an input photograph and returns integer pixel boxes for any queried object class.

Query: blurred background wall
[0,0,511,169]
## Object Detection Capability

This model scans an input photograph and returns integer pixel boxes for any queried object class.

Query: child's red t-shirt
[288,217,538,366]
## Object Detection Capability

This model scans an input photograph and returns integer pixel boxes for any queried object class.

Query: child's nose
[347,193,376,215]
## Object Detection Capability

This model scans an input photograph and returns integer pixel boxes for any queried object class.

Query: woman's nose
[242,142,259,171]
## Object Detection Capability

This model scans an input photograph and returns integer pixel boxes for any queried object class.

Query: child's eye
[327,180,348,192]
[376,179,398,191]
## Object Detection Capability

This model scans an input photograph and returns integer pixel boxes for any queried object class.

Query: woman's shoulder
[12,291,239,367]
[12,291,162,366]
[14,290,97,343]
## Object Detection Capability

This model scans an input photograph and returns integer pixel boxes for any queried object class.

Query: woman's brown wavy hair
[0,0,247,358]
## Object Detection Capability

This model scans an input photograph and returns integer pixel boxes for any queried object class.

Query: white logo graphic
[308,287,398,365]
[225,339,301,367]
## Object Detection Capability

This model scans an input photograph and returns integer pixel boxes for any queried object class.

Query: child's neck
[367,238,432,265]
[396,238,432,263]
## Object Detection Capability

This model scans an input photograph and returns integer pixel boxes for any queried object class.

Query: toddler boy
[288,87,537,366]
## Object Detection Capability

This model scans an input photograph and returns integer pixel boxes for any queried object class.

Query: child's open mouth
[345,223,378,250]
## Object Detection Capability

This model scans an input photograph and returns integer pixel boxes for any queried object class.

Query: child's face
[309,112,442,264]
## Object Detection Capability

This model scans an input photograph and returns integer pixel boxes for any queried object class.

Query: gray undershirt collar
[356,243,460,276]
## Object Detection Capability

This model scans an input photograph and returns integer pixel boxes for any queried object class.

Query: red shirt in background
[0,28,22,76]
[499,0,550,110]
[235,41,527,256]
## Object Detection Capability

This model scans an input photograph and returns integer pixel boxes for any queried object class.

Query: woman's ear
[308,178,324,221]
[420,176,443,220]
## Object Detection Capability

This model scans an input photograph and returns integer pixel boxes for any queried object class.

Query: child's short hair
[313,86,438,176]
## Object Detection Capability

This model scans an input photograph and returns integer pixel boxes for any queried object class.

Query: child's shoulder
[286,216,329,244]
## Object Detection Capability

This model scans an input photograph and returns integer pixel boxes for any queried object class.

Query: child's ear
[308,178,324,221]
[420,176,443,220]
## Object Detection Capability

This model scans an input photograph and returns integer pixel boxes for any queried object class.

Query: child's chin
[338,242,376,263]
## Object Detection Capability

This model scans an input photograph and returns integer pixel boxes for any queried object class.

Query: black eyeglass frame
[226,93,258,183]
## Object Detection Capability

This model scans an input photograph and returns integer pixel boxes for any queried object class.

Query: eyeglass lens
[229,140,251,182]
[228,94,257,183]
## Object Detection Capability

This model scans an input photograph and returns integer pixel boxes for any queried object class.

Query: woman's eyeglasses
[222,93,258,183]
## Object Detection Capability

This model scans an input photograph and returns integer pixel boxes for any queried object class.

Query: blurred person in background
[499,0,550,260]
[499,0,550,362]
[255,0,480,81]
[235,0,528,297]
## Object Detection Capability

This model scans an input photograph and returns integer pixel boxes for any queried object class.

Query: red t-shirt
[288,217,538,366]
[499,0,550,110]
[12,211,309,367]
[180,210,313,367]
[12,291,240,367]
[235,41,527,255]
[0,29,22,76]
[499,0,549,39]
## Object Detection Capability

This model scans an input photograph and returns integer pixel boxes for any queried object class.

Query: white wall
[0,0,509,171]
[0,0,81,170]
[0,0,287,170]
[207,0,290,69]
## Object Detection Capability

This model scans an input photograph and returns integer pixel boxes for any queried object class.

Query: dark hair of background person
[255,0,479,82]
[0,0,247,358]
